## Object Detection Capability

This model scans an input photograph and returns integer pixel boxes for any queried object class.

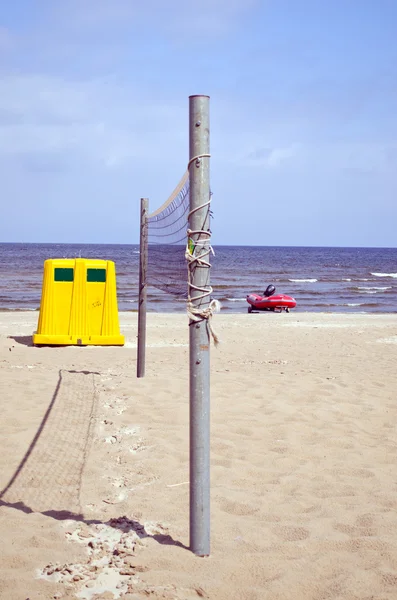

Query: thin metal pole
[137,197,148,378]
[188,94,211,556]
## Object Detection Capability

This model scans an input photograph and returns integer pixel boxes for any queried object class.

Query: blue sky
[0,0,396,247]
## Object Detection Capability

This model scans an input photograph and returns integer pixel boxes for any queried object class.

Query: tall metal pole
[188,95,211,556]
[137,197,148,378]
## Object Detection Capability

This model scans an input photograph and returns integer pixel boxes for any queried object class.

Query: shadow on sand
[0,499,187,549]
[0,369,187,550]
[7,335,35,347]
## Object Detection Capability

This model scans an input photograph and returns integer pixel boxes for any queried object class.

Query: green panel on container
[54,268,74,282]
[87,268,107,283]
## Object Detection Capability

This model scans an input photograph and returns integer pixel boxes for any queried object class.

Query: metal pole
[188,95,211,556]
[137,197,148,378]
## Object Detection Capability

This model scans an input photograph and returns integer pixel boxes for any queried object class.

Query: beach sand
[0,310,397,600]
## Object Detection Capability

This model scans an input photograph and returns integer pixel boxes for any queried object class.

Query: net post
[137,197,149,378]
[188,94,211,556]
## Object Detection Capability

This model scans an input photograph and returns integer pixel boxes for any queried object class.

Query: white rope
[185,155,220,345]
[187,153,211,170]
[186,295,221,347]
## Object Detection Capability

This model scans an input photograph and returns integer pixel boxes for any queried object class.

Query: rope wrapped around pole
[185,172,221,346]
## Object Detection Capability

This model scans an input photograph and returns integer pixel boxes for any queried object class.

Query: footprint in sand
[103,398,127,413]
[102,425,143,446]
[333,513,377,538]
[104,435,119,444]
[380,572,397,586]
[219,498,259,516]
[270,445,289,454]
[274,525,310,542]
[212,458,233,468]
[129,439,147,453]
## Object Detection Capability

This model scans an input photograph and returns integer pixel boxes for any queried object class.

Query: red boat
[246,285,296,313]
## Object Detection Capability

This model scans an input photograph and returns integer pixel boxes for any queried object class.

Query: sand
[0,310,397,600]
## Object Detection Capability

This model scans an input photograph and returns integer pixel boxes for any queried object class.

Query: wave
[288,278,318,283]
[357,286,392,293]
[348,285,393,294]
[309,302,379,309]
[351,302,379,308]
[0,307,38,311]
[371,272,397,278]
[290,290,323,296]
[225,297,247,302]
[307,303,338,307]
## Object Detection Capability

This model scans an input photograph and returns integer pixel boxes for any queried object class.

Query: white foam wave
[226,297,246,302]
[343,278,351,281]
[358,286,391,293]
[371,272,397,278]
[288,278,317,283]
[358,285,393,292]
[347,303,363,307]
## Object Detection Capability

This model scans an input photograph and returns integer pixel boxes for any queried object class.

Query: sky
[0,0,396,247]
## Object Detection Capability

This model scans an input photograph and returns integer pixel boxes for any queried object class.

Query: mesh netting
[147,172,190,299]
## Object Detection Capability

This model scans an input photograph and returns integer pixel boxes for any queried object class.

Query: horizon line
[1,242,396,250]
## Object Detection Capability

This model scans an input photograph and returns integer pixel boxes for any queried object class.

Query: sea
[0,243,396,314]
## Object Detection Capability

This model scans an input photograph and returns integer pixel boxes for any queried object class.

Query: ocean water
[0,243,396,313]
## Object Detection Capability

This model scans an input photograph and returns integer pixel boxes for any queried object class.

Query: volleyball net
[137,159,218,381]
[146,171,190,300]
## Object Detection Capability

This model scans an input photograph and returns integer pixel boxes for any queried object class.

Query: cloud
[14,150,77,174]
[246,145,298,168]
[339,143,397,174]
[53,0,259,37]
[304,142,397,174]
[241,141,397,175]
[0,74,187,171]
[1,70,394,180]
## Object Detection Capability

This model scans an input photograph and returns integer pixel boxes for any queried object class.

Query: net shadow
[0,369,99,516]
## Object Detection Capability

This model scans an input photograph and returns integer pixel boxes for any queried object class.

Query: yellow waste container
[33,258,125,346]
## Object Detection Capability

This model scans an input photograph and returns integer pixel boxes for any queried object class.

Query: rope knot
[186,299,221,347]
